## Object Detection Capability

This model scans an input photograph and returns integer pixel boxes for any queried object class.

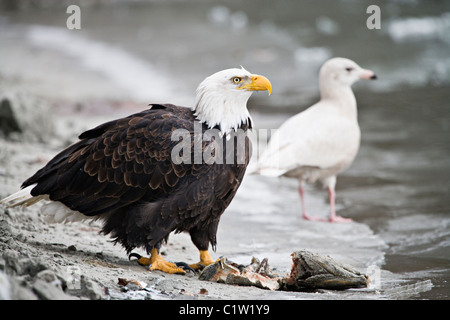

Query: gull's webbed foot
[329,215,352,223]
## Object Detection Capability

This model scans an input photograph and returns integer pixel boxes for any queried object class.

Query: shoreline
[0,90,392,300]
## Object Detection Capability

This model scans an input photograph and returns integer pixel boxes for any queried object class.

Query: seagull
[251,57,377,222]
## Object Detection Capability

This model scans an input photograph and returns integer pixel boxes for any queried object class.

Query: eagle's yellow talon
[137,256,151,266]
[129,252,151,266]
[149,257,186,274]
[189,250,215,271]
[131,249,186,274]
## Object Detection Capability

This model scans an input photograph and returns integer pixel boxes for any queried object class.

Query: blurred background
[0,0,449,299]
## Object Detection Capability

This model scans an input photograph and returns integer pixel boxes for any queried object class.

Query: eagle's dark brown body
[22,104,251,254]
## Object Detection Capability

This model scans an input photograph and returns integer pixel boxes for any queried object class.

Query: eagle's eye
[232,77,242,84]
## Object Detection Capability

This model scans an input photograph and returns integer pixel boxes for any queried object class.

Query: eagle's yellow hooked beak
[239,74,272,95]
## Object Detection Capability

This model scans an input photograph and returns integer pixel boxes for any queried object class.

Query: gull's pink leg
[298,185,326,221]
[328,186,352,223]
[298,186,307,219]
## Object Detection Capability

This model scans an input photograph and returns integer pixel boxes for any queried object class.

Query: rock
[80,276,106,300]
[21,258,50,278]
[0,218,12,238]
[0,271,12,300]
[35,269,65,291]
[8,276,38,300]
[1,270,40,300]
[0,89,54,142]
[2,250,22,275]
[0,249,80,300]
[1,248,49,278]
[2,253,49,278]
[32,279,76,300]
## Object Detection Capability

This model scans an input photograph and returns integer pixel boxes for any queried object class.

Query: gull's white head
[194,67,272,133]
[320,57,377,88]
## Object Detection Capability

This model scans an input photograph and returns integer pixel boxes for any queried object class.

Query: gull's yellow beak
[239,74,272,96]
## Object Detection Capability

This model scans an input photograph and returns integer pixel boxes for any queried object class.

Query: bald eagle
[0,68,272,274]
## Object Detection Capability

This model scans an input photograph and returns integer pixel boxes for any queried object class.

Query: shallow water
[1,0,449,299]
[324,86,450,299]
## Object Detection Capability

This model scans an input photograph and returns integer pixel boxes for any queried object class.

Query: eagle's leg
[129,246,187,274]
[189,250,215,271]
[188,228,216,270]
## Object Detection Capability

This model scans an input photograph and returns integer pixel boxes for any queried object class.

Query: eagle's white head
[194,67,272,133]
